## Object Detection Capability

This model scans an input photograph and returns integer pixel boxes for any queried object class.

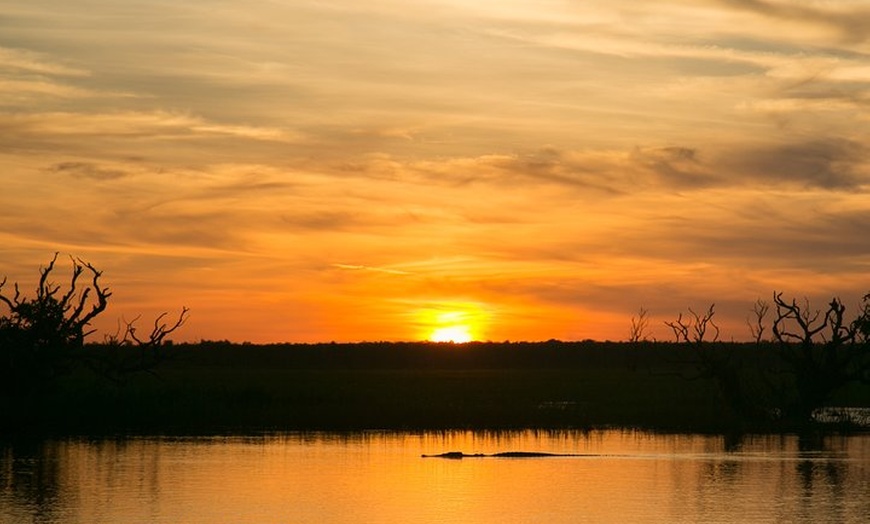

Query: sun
[416,302,487,343]
[430,325,473,343]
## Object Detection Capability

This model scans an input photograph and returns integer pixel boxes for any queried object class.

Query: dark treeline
[161,339,788,378]
[0,339,862,436]
[166,339,664,370]
[2,256,869,436]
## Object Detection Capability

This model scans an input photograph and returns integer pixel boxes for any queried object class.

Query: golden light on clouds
[1,0,869,342]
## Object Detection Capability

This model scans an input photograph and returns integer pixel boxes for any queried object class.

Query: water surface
[2,430,868,523]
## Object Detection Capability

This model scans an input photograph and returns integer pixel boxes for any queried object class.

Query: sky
[1,0,869,343]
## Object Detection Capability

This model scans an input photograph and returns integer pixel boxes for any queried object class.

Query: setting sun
[429,325,473,343]
[416,302,488,343]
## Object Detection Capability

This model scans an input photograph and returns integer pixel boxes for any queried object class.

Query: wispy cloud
[717,0,870,42]
[49,161,131,180]
[333,264,411,276]
[0,46,88,76]
[721,139,869,190]
[1,111,299,142]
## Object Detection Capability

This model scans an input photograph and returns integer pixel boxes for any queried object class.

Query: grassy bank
[4,341,869,435]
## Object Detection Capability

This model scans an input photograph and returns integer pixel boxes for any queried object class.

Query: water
[2,430,868,523]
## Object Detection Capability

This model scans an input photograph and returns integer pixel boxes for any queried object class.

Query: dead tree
[95,308,189,383]
[771,291,870,423]
[747,299,770,345]
[664,304,720,344]
[628,307,651,343]
[0,254,187,394]
[662,304,763,422]
[0,254,110,394]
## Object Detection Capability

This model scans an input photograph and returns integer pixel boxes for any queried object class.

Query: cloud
[0,79,95,99]
[281,211,366,232]
[718,0,870,42]
[721,138,869,190]
[486,147,629,193]
[321,139,868,196]
[630,147,718,189]
[0,46,88,77]
[0,46,98,104]
[333,263,411,276]
[594,190,870,274]
[0,111,306,167]
[0,111,298,142]
[49,161,131,181]
[328,149,634,194]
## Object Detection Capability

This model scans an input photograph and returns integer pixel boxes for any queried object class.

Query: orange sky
[1,0,869,343]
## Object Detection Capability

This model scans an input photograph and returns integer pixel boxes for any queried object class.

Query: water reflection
[1,431,869,524]
[1,440,68,524]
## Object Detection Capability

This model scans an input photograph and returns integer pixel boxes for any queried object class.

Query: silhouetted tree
[93,309,188,384]
[628,307,651,343]
[664,304,720,344]
[0,255,110,397]
[771,291,870,424]
[663,304,769,424]
[0,254,187,397]
[747,298,770,345]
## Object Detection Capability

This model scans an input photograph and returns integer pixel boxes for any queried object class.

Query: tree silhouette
[94,308,189,384]
[0,254,187,398]
[628,307,651,343]
[663,304,764,423]
[771,291,870,423]
[746,298,770,345]
[659,293,870,428]
[0,254,110,397]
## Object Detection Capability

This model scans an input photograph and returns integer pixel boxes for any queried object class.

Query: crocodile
[421,451,592,459]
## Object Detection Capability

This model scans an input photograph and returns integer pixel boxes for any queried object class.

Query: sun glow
[430,325,473,343]
[417,302,488,343]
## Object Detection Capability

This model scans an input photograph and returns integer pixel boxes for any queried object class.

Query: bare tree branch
[664,304,718,344]
[629,307,651,343]
[1,255,185,393]
[747,299,769,345]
